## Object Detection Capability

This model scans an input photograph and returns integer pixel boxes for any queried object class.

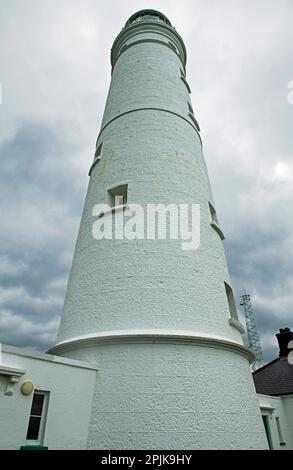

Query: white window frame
[275,416,286,446]
[26,390,49,446]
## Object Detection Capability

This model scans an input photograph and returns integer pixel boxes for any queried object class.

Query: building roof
[2,344,98,370]
[253,327,293,396]
[253,357,293,396]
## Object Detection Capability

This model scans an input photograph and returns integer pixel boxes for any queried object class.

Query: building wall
[65,341,267,450]
[257,394,293,450]
[0,346,97,450]
[282,395,293,448]
[57,38,243,346]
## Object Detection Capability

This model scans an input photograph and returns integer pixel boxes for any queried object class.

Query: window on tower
[187,102,200,131]
[189,113,200,131]
[224,282,239,321]
[208,202,218,225]
[226,281,245,334]
[209,202,224,240]
[89,142,103,176]
[107,184,128,208]
[95,142,103,159]
[187,102,194,115]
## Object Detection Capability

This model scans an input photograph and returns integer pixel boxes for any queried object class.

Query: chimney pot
[276,327,293,357]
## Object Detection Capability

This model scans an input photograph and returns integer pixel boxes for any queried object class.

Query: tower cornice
[49,330,255,363]
[111,16,187,70]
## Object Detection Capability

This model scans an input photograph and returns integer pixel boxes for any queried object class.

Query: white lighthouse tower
[50,10,267,449]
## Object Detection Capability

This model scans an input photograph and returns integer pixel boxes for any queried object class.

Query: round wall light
[21,381,34,396]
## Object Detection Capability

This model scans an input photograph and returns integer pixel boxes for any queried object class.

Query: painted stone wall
[53,12,267,450]
[0,346,96,450]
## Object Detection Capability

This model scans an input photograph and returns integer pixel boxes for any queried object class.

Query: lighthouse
[50,10,267,449]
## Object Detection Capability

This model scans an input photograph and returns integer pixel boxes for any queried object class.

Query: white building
[0,345,97,450]
[254,328,293,450]
[0,9,291,450]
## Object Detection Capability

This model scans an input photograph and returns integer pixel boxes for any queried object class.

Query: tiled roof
[253,357,293,396]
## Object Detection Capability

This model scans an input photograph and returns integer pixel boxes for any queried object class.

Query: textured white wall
[257,394,293,450]
[58,38,241,344]
[54,13,267,449]
[66,342,266,450]
[0,346,96,450]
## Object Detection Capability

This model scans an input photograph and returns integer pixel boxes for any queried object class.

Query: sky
[0,0,292,362]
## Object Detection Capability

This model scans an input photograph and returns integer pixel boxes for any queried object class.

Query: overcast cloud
[0,0,292,362]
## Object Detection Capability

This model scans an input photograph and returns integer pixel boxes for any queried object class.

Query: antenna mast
[240,292,263,370]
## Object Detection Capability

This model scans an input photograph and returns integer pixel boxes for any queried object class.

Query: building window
[225,281,245,334]
[275,417,286,446]
[209,202,218,225]
[187,102,194,115]
[189,113,200,131]
[26,391,49,444]
[224,282,238,320]
[262,415,273,450]
[89,142,103,176]
[209,202,224,240]
[95,142,103,159]
[107,184,128,208]
[187,102,200,132]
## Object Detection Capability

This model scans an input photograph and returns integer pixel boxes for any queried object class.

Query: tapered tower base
[51,333,267,449]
